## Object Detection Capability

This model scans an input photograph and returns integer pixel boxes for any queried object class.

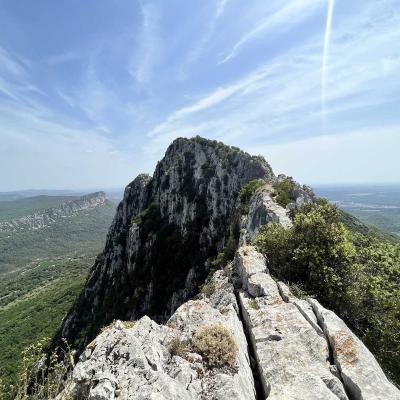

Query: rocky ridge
[0,192,107,233]
[56,137,400,399]
[58,137,274,351]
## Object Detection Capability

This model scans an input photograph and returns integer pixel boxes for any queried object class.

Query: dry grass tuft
[168,337,191,358]
[193,324,238,368]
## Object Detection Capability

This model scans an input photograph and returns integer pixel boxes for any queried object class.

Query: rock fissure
[234,290,266,400]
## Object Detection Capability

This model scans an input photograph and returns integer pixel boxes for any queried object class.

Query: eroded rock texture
[57,137,399,400]
[58,137,273,351]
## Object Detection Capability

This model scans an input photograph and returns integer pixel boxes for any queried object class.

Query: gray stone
[244,184,292,242]
[59,272,256,400]
[309,299,400,400]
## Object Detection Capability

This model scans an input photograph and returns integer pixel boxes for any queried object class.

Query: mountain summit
[56,137,399,400]
[59,137,274,347]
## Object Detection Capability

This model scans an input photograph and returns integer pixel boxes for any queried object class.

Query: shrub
[13,338,74,400]
[194,324,238,368]
[239,179,265,214]
[248,299,260,310]
[168,337,190,358]
[272,177,297,208]
[254,200,400,384]
[200,280,216,297]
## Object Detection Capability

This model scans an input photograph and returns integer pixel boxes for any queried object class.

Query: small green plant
[194,324,238,368]
[239,179,265,213]
[122,320,135,329]
[272,178,297,208]
[248,299,260,310]
[13,338,74,400]
[200,268,217,297]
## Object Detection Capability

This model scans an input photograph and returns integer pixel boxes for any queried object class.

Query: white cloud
[145,0,400,162]
[129,1,160,84]
[179,0,230,78]
[244,127,400,184]
[219,0,324,64]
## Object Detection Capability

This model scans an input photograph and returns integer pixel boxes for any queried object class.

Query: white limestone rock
[309,299,400,400]
[59,272,256,400]
[244,185,292,242]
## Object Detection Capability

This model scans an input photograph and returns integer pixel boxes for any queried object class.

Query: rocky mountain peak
[51,137,400,400]
[58,137,274,351]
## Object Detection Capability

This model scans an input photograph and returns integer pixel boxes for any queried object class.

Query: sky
[0,0,399,191]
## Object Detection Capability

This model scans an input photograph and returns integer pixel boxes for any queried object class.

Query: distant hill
[0,192,116,274]
[0,192,117,394]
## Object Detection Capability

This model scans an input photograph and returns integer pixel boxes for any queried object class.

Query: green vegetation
[254,199,400,384]
[10,338,74,400]
[0,195,78,222]
[239,179,265,212]
[248,298,260,310]
[0,200,115,274]
[271,177,297,208]
[194,324,238,368]
[340,208,400,243]
[0,195,116,398]
[212,222,240,268]
[313,184,400,239]
[0,254,94,399]
[192,136,273,174]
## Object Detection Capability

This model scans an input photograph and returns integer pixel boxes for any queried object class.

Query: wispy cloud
[146,0,400,157]
[1,0,400,189]
[129,1,160,84]
[180,0,230,79]
[219,0,324,64]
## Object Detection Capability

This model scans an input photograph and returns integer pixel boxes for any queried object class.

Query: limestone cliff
[0,192,106,233]
[56,137,400,400]
[58,137,273,351]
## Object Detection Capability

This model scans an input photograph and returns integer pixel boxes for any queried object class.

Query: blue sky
[0,0,399,191]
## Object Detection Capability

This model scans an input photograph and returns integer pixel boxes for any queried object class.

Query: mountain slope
[0,192,116,274]
[58,137,274,351]
[8,136,394,400]
[0,193,116,398]
[56,149,400,399]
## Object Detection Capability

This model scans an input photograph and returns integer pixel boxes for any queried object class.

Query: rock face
[57,137,400,400]
[58,271,256,400]
[58,137,274,351]
[309,299,400,400]
[243,184,292,243]
[0,192,106,232]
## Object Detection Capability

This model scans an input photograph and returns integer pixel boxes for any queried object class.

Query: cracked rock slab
[239,291,348,400]
[58,273,256,400]
[309,299,400,400]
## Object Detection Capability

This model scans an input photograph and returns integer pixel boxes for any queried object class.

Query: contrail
[321,0,335,133]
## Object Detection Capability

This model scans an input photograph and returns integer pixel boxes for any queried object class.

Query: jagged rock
[58,137,274,351]
[275,174,315,209]
[56,137,399,400]
[59,271,256,400]
[277,281,323,335]
[309,299,400,400]
[244,184,292,242]
[234,245,348,399]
